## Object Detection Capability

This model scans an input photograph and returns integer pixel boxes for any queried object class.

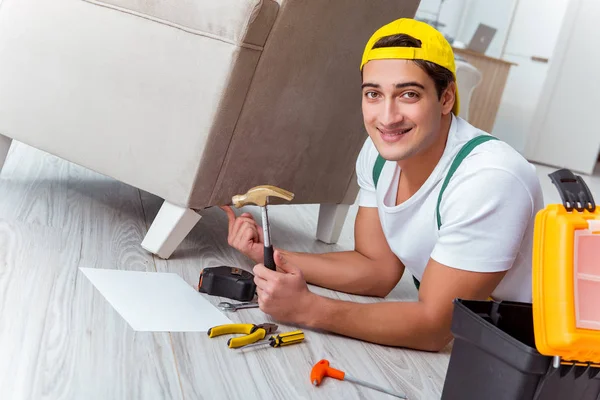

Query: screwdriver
[311,359,407,399]
[241,330,305,349]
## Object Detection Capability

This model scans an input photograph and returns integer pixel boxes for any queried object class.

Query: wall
[415,0,575,161]
[492,0,570,153]
[415,0,471,40]
[453,0,517,58]
[502,0,570,57]
[525,0,600,174]
[415,0,517,58]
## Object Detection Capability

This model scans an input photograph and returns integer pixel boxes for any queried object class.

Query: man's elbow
[422,337,451,352]
[367,288,391,298]
[362,279,398,298]
[421,332,453,352]
[355,286,387,298]
[366,270,403,297]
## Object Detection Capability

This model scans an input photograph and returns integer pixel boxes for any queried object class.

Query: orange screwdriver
[311,359,407,399]
[241,330,305,349]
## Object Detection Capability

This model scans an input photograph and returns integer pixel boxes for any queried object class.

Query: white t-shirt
[356,115,544,302]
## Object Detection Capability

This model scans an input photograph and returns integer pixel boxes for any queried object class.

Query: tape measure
[198,266,256,302]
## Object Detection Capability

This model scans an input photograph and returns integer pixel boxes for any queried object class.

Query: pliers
[207,323,278,349]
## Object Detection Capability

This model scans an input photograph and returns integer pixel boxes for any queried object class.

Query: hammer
[232,185,294,270]
[310,359,407,399]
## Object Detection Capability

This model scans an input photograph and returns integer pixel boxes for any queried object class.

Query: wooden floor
[0,142,587,400]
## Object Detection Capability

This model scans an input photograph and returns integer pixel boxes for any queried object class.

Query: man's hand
[221,206,265,264]
[253,250,315,324]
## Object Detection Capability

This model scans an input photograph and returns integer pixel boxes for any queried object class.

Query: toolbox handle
[549,169,596,212]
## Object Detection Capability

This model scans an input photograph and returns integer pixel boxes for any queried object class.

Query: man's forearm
[300,294,452,351]
[277,249,402,297]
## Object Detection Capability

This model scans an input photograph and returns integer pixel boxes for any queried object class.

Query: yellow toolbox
[533,168,600,366]
[442,168,600,400]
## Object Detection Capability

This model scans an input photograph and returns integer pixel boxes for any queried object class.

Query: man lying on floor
[221,18,543,352]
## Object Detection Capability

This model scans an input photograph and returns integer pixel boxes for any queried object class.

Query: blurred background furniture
[455,59,483,122]
[453,48,515,132]
[0,0,420,259]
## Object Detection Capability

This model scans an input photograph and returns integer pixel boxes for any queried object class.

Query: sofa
[0,0,425,259]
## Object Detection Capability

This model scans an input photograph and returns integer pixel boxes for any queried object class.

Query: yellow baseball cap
[360,18,459,115]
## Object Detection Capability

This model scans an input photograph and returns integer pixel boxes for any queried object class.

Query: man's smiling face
[361,58,451,163]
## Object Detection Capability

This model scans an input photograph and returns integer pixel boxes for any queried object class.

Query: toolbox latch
[549,169,596,212]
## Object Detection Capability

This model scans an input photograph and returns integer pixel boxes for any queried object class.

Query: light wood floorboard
[140,191,450,400]
[0,143,183,400]
[3,143,579,399]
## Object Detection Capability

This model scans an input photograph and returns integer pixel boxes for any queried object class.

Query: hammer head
[310,359,345,386]
[231,185,294,208]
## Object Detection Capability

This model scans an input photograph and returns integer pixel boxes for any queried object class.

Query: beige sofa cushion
[82,0,280,48]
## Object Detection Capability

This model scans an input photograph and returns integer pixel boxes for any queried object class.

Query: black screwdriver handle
[264,245,276,271]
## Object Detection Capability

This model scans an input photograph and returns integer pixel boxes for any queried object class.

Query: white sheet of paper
[80,267,232,332]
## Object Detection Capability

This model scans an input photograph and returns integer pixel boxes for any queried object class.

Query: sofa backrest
[192,0,420,208]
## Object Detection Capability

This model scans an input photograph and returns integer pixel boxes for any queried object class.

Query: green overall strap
[373,154,386,188]
[435,135,499,229]
[371,134,498,291]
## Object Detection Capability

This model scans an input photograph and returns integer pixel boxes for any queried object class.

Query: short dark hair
[370,34,455,99]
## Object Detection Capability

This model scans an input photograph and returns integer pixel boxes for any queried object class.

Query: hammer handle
[264,245,276,271]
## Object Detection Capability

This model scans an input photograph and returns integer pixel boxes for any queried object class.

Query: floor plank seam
[6,145,578,398]
[137,189,159,273]
[168,332,186,400]
[138,189,184,398]
[28,273,58,399]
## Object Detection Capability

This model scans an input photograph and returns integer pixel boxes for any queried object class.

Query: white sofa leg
[316,204,350,244]
[141,201,201,259]
[0,134,13,172]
